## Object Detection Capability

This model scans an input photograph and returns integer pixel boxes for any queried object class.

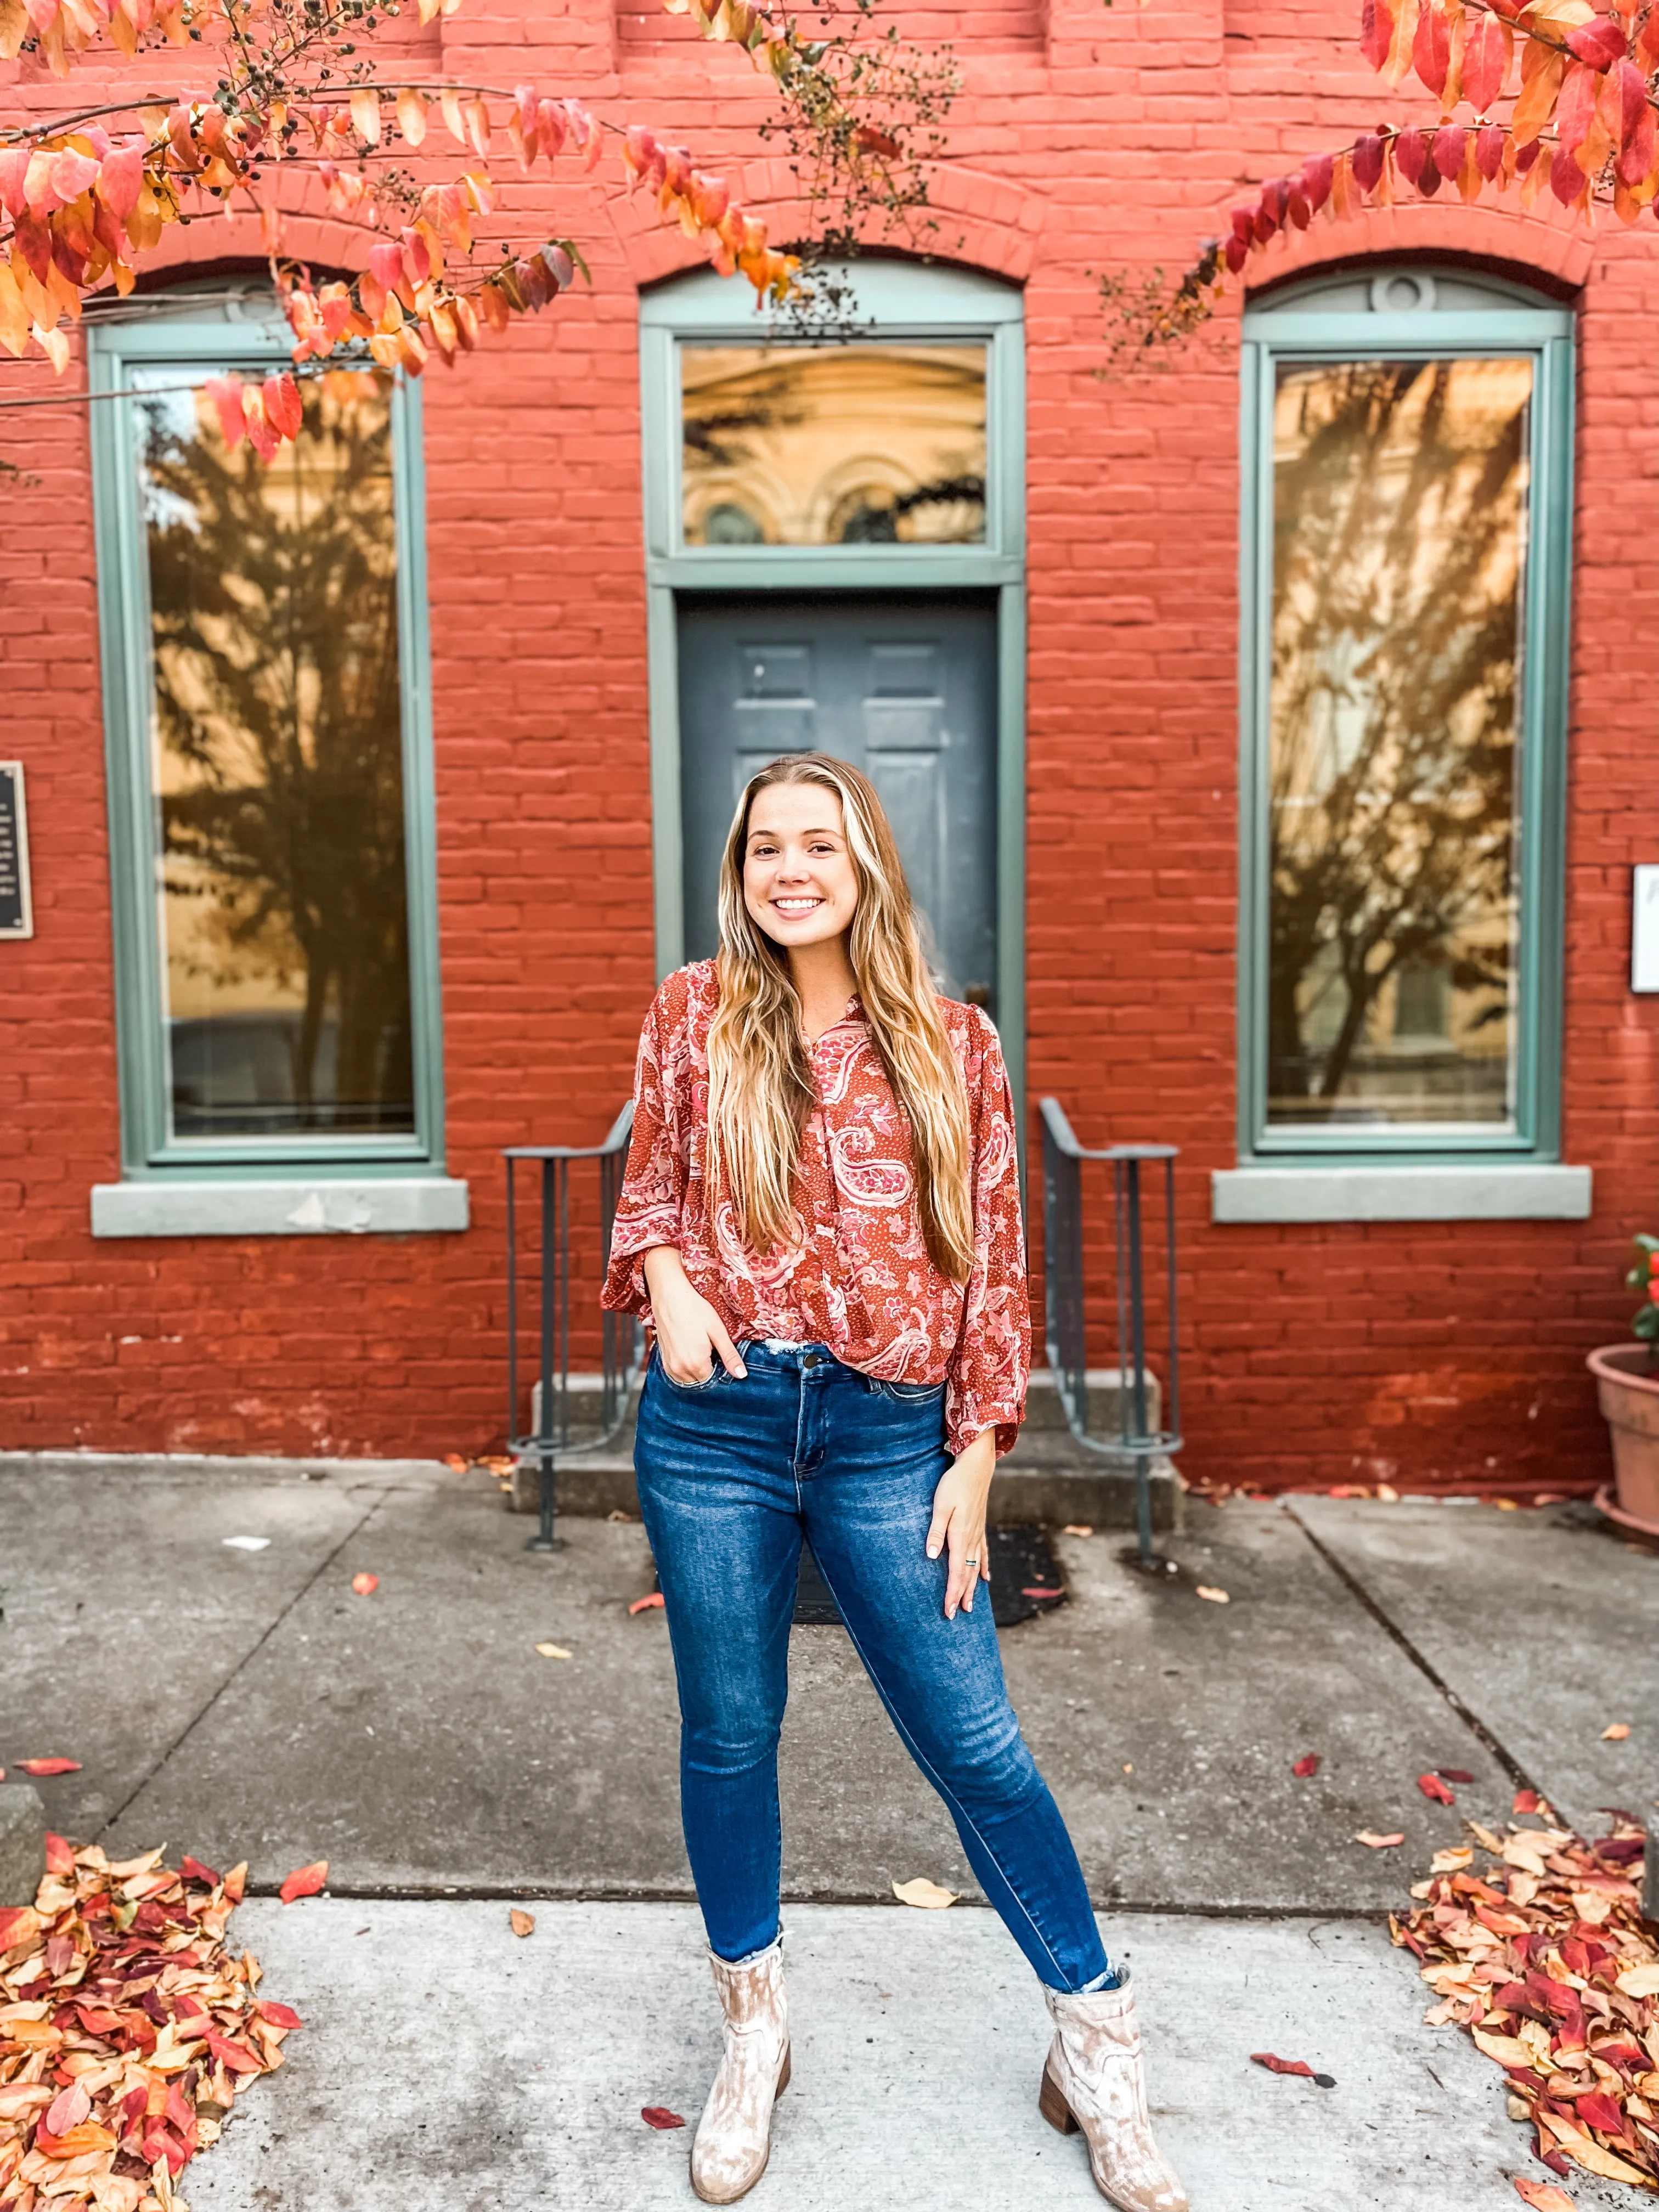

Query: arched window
[1220,264,1584,1223]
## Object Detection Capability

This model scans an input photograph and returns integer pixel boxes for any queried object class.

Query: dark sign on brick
[0,763,33,939]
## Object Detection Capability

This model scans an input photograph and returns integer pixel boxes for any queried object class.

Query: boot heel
[775,2044,791,2097]
[1039,2060,1078,2135]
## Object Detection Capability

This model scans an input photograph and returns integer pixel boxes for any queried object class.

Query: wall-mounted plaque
[0,763,33,939]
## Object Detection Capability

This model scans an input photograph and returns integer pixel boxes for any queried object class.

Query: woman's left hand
[926,1430,996,1620]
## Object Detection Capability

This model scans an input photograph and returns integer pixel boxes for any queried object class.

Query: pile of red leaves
[0,1839,301,2212]
[1393,1801,1658,2190]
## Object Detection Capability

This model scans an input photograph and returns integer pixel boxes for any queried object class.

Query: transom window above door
[640,260,1024,583]
[1237,267,1575,1167]
[680,342,988,547]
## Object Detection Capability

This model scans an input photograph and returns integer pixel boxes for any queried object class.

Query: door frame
[638,261,1028,1134]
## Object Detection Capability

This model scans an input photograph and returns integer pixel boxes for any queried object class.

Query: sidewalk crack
[1285,1503,1539,1795]
[94,1488,391,1841]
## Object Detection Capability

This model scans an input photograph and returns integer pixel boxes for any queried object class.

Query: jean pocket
[866,1377,946,1403]
[657,1353,726,1393]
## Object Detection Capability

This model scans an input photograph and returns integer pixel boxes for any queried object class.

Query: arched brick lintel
[129,197,376,287]
[1242,200,1594,301]
[611,159,1045,290]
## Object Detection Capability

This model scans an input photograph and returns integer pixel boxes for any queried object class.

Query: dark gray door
[676,592,998,1011]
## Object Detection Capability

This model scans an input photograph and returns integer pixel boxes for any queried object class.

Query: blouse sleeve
[601,981,688,1323]
[945,1011,1031,1460]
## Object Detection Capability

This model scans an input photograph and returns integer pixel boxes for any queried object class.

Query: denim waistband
[743,1338,831,1366]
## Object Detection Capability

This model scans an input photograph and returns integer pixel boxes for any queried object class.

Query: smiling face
[742,780,860,954]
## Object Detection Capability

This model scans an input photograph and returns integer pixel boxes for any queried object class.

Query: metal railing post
[504,1102,643,1557]
[1040,1099,1183,1571]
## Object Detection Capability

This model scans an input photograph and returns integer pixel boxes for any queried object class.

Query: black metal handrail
[505,1101,644,1553]
[1040,1097,1182,1566]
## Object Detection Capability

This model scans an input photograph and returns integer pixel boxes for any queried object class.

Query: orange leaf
[43,1830,74,1875]
[16,1756,80,1775]
[1356,1830,1406,1848]
[349,88,381,145]
[351,1571,379,1595]
[1292,1753,1320,1778]
[1512,2183,1576,2212]
[257,1999,304,2029]
[279,1858,328,1903]
[1511,46,1566,145]
[1418,1771,1456,1804]
[629,1591,665,1615]
[397,87,428,146]
[36,2119,117,2159]
[509,1908,535,1937]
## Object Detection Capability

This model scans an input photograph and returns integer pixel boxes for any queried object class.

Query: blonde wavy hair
[705,752,974,1283]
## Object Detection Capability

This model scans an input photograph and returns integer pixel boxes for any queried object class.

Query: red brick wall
[3,0,1653,1491]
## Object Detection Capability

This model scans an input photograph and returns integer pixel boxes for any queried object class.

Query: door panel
[676,592,998,1009]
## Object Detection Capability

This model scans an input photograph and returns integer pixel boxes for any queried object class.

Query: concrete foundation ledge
[91,1176,470,1238]
[1212,1163,1592,1223]
[0,1784,46,1907]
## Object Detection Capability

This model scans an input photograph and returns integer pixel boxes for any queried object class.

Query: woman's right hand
[642,1246,748,1385]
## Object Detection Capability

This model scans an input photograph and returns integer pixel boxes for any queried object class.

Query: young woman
[602,753,1186,2212]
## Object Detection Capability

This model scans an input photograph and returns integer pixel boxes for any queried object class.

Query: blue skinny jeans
[633,1339,1115,1993]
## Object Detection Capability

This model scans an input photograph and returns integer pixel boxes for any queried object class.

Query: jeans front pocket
[654,1347,727,1393]
[865,1377,946,1404]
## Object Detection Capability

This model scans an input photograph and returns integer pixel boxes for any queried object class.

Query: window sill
[90,1177,470,1239]
[1211,1163,1592,1224]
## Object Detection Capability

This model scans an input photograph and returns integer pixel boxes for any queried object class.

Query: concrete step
[510,1367,1182,1533]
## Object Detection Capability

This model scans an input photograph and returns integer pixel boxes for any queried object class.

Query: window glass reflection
[681,342,987,546]
[1268,355,1531,1130]
[139,365,415,1140]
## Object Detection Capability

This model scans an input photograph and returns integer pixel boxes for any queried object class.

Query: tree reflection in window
[1267,356,1531,1128]
[140,366,414,1139]
[681,342,986,546]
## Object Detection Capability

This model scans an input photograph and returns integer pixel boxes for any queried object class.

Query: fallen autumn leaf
[1601,1722,1631,1740]
[1435,1768,1474,1784]
[1511,2182,1576,2212]
[534,1641,573,1660]
[1292,1754,1320,1778]
[1060,1523,1093,1537]
[1195,1585,1230,1604]
[1398,1804,1657,2190]
[629,1592,666,1615]
[1021,1585,1063,1599]
[641,2106,686,2129]
[891,1877,958,1909]
[510,1908,535,1938]
[14,1758,80,1776]
[1356,1830,1406,1849]
[351,1572,379,1596]
[0,1839,301,2209]
[1418,1773,1457,1805]
[279,1859,328,1904]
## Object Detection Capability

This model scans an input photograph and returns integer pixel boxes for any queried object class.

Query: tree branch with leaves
[0,0,956,455]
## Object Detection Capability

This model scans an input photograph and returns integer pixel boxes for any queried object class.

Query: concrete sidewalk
[1,1454,1655,2209]
[183,1899,1628,2212]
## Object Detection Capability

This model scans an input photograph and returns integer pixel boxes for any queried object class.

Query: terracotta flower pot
[1586,1344,1659,1535]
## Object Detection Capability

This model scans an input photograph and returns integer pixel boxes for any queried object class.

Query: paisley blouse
[601,960,1030,1459]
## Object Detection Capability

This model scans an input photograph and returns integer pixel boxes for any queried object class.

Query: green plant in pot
[1585,1237,1659,1537]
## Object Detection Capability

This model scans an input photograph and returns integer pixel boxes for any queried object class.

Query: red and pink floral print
[602,961,1030,1458]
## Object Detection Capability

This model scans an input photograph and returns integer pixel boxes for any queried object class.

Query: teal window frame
[89,297,447,1183]
[637,261,1027,1136]
[1237,269,1576,1167]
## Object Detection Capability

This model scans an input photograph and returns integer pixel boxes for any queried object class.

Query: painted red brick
[1,0,1653,1496]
